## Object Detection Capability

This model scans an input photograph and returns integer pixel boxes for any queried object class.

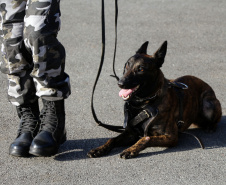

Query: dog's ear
[136,41,149,54]
[154,41,167,68]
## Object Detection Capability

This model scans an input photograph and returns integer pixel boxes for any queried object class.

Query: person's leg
[0,0,38,105]
[23,0,71,156]
[0,0,40,157]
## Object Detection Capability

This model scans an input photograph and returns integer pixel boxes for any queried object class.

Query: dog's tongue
[119,89,133,98]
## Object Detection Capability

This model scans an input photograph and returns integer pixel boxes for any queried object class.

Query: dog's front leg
[87,128,139,158]
[120,135,178,159]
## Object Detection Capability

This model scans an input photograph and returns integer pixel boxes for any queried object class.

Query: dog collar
[133,89,161,105]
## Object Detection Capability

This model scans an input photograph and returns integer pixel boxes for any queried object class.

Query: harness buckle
[176,82,188,89]
[177,120,184,129]
[143,110,150,118]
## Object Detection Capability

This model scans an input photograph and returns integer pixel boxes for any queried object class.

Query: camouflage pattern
[0,0,71,106]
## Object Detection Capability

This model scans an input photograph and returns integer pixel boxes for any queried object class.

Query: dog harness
[168,81,188,129]
[124,103,158,136]
[168,81,204,148]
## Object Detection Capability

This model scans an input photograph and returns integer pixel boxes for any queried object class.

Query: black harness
[124,102,158,137]
[123,81,187,136]
[168,81,188,129]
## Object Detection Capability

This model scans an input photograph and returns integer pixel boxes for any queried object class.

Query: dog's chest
[124,102,162,136]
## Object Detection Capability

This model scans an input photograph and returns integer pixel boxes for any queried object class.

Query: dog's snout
[118,79,124,88]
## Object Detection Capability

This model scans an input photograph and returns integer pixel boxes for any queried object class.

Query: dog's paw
[120,149,139,159]
[87,149,104,158]
[87,147,110,158]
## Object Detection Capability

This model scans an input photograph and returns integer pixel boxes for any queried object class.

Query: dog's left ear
[136,41,149,54]
[154,41,167,68]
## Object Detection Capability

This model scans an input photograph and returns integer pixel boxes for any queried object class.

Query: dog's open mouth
[119,85,140,100]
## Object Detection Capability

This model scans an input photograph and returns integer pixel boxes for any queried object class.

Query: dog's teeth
[122,95,130,100]
[121,95,129,100]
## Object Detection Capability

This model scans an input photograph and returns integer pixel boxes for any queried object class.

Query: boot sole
[29,134,67,157]
[29,147,58,157]
[9,149,30,157]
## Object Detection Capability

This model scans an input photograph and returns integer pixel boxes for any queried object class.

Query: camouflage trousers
[0,0,71,106]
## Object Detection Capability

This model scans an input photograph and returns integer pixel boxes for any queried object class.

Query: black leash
[110,0,120,81]
[91,0,123,133]
[181,131,205,149]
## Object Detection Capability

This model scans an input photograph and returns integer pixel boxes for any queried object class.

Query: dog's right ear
[153,41,167,68]
[136,41,149,54]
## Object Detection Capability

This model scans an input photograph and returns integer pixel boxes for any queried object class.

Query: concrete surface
[0,0,225,185]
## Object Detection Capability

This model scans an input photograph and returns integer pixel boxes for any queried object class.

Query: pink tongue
[119,89,133,98]
[119,86,138,98]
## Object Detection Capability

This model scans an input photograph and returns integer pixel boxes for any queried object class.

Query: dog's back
[173,75,222,132]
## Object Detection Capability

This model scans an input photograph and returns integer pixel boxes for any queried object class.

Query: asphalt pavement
[0,0,225,184]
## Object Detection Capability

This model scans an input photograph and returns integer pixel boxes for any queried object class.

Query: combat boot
[9,100,40,157]
[29,99,66,156]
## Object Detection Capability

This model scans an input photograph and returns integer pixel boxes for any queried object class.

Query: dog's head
[118,41,167,101]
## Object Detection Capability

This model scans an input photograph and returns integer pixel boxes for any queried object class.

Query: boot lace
[40,101,58,133]
[18,107,39,134]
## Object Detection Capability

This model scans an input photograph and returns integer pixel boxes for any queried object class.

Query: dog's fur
[88,41,222,159]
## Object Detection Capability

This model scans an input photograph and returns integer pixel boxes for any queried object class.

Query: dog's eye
[123,63,129,74]
[137,66,144,72]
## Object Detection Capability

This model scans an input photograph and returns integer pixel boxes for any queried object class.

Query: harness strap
[174,87,184,129]
[129,105,158,127]
[168,81,187,128]
[124,104,158,136]
[123,103,129,128]
[168,81,188,89]
[169,81,205,149]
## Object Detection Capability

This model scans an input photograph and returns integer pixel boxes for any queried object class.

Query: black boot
[9,101,40,157]
[29,99,66,157]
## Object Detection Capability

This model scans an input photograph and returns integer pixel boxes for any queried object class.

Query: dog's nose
[117,79,124,88]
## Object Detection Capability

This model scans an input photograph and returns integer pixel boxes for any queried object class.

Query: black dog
[88,41,222,159]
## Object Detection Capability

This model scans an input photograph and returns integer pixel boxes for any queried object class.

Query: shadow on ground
[54,116,226,161]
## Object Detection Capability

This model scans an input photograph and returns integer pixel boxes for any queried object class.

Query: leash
[181,131,204,149]
[110,0,120,81]
[91,0,123,133]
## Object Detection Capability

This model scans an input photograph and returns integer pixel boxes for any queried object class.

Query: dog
[87,41,222,159]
